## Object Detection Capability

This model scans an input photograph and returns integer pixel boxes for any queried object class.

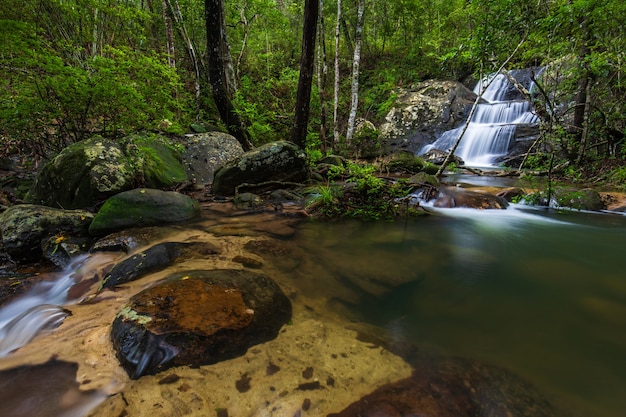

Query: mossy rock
[212,141,309,195]
[89,188,199,236]
[0,204,94,261]
[27,136,135,209]
[553,187,606,211]
[130,135,188,188]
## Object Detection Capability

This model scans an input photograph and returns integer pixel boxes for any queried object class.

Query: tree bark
[290,0,319,148]
[332,0,342,146]
[316,0,328,152]
[162,0,176,68]
[166,0,202,118]
[345,0,364,144]
[205,0,252,150]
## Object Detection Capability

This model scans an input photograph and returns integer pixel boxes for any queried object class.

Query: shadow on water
[295,207,626,417]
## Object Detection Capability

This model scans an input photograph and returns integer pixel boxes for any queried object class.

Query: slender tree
[290,0,319,148]
[316,0,329,152]
[332,0,342,146]
[345,0,364,144]
[205,0,253,150]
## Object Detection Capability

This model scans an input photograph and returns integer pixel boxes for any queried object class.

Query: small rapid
[0,253,114,357]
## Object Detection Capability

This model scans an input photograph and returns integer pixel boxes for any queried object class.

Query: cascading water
[0,253,113,357]
[419,70,540,167]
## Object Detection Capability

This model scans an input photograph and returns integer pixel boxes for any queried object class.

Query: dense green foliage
[1,0,626,183]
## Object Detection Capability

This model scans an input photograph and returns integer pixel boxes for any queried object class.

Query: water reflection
[294,209,626,417]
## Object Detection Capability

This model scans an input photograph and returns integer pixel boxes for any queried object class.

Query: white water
[420,71,539,167]
[0,254,112,357]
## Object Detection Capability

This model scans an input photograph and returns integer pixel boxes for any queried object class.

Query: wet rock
[42,235,92,268]
[99,242,188,290]
[233,192,263,210]
[180,132,245,185]
[432,186,508,209]
[110,269,292,378]
[329,356,567,417]
[421,148,465,166]
[0,204,94,261]
[90,227,178,254]
[496,187,526,202]
[212,141,309,196]
[88,188,200,236]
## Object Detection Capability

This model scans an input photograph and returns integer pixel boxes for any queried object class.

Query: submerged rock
[0,359,107,417]
[99,242,185,290]
[329,355,567,417]
[111,269,292,379]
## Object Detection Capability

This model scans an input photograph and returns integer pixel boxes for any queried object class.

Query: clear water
[2,205,626,416]
[294,207,626,417]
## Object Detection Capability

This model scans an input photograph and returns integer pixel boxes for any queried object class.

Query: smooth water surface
[294,206,626,417]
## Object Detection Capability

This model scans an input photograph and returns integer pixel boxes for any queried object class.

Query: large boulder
[0,204,94,261]
[212,141,309,195]
[380,80,478,154]
[180,132,245,185]
[26,134,189,210]
[27,136,134,209]
[88,188,200,236]
[110,269,292,378]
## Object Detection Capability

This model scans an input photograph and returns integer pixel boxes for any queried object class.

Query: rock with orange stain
[111,269,292,379]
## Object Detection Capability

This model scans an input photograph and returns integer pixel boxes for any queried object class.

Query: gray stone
[180,132,245,185]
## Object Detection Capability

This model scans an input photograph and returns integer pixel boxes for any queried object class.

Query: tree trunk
[290,0,319,148]
[345,0,364,144]
[162,0,176,67]
[332,0,342,146]
[317,0,328,152]
[205,0,252,150]
[166,0,202,118]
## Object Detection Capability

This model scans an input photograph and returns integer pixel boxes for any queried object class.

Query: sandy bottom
[0,207,413,417]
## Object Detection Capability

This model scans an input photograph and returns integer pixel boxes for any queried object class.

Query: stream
[1,197,625,417]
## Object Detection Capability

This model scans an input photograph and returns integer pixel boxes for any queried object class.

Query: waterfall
[419,70,540,167]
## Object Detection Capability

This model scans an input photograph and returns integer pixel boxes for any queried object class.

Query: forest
[2,0,626,185]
